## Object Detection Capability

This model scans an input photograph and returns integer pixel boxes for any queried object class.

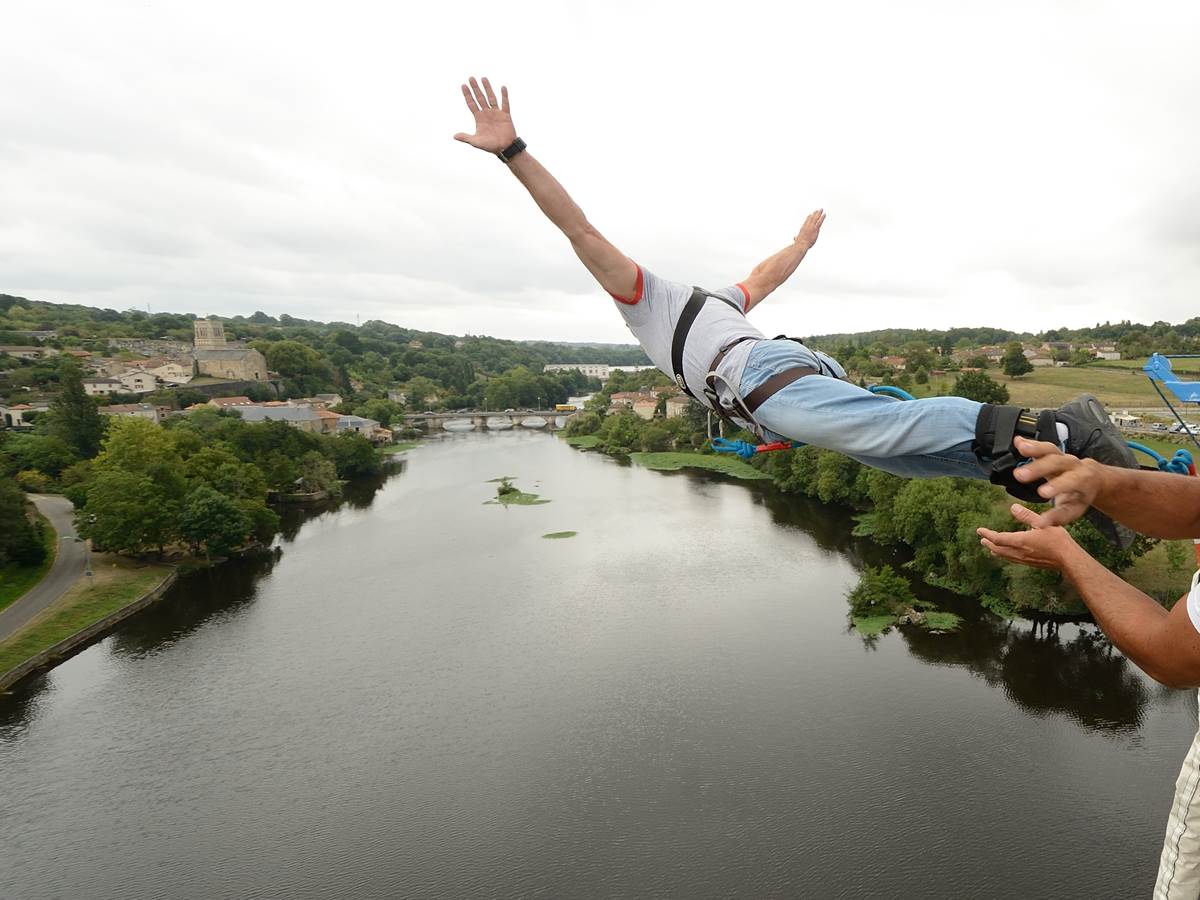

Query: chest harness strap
[670,286,837,437]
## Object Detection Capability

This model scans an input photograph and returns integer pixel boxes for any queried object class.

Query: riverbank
[565,437,1193,615]
[0,555,175,689]
[0,508,57,613]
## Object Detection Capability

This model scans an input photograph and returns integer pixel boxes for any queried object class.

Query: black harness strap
[670,287,744,398]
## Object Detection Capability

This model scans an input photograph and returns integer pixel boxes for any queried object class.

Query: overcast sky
[2,1,1198,344]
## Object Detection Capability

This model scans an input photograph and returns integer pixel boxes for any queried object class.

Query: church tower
[193,319,227,350]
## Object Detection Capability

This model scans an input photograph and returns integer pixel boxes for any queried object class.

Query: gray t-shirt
[611,265,764,425]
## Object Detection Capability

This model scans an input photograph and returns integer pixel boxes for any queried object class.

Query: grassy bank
[910,366,1162,410]
[0,510,58,614]
[629,451,773,480]
[564,434,600,448]
[0,556,173,675]
[380,442,420,455]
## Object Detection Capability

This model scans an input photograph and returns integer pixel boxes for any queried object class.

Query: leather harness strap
[742,366,823,413]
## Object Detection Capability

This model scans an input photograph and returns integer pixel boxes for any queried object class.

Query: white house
[1,402,39,428]
[116,370,157,394]
[149,362,194,384]
[665,395,691,418]
[83,377,122,396]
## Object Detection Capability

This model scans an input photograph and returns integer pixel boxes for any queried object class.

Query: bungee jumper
[453,75,1139,546]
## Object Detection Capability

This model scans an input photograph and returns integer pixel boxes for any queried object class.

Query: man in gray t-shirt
[453,76,1139,542]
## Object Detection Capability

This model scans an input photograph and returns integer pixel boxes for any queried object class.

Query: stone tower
[193,319,227,350]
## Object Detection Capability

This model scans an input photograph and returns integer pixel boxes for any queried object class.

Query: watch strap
[497,137,527,163]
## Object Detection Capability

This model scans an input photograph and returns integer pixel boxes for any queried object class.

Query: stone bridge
[402,410,573,432]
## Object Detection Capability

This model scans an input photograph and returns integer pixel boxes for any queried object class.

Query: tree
[45,357,105,458]
[0,478,47,567]
[179,484,251,560]
[79,470,180,554]
[952,370,1010,404]
[846,565,917,619]
[297,451,339,494]
[1001,342,1033,378]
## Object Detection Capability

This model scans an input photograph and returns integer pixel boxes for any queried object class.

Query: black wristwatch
[497,137,527,163]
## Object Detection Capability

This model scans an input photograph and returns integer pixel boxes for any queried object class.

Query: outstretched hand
[454,76,516,154]
[977,504,1079,571]
[796,209,826,249]
[1010,436,1101,527]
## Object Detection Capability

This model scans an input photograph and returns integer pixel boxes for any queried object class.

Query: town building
[231,405,321,432]
[116,370,157,394]
[83,377,122,396]
[192,320,268,382]
[665,395,691,418]
[0,402,43,428]
[0,346,55,360]
[207,396,255,409]
[632,397,658,419]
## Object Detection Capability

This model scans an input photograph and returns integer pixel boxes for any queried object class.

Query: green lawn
[1124,542,1195,604]
[0,557,173,675]
[629,451,773,480]
[0,510,58,614]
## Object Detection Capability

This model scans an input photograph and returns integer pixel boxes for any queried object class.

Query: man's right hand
[1011,436,1105,526]
[454,76,517,154]
[795,209,826,249]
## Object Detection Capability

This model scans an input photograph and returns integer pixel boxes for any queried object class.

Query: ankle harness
[974,404,1059,501]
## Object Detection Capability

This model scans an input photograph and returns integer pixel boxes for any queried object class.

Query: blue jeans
[738,340,988,480]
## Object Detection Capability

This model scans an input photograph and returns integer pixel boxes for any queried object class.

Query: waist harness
[670,286,837,435]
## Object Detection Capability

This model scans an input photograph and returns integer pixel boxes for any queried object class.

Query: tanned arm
[979,508,1200,688]
[454,76,638,300]
[740,209,825,312]
[1010,436,1200,538]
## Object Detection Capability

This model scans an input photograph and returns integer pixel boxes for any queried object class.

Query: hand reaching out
[796,209,826,249]
[454,76,517,154]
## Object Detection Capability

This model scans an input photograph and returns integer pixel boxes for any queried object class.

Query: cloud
[2,0,1200,343]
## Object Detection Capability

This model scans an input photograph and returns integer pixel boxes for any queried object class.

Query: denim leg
[744,370,987,479]
[846,441,989,481]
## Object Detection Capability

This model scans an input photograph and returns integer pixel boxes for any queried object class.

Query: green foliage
[1002,342,1034,377]
[847,565,917,618]
[565,411,601,436]
[0,434,79,478]
[15,469,52,493]
[0,479,48,567]
[44,357,104,457]
[297,452,340,494]
[953,370,1010,404]
[179,485,252,558]
[596,411,642,455]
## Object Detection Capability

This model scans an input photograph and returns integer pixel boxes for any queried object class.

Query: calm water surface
[1,431,1196,899]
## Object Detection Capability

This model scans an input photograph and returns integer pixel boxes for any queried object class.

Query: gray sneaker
[1055,394,1139,549]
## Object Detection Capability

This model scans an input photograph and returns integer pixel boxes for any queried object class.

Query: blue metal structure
[1143,353,1200,405]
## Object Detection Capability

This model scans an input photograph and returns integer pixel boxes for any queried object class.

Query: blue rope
[869,385,916,401]
[1127,441,1195,475]
[710,437,763,459]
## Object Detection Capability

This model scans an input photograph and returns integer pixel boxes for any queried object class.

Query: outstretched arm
[978,507,1200,688]
[740,210,825,312]
[454,77,638,300]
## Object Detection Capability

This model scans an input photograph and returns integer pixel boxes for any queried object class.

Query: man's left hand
[977,504,1079,571]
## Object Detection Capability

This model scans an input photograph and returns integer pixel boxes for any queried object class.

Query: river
[1,430,1196,899]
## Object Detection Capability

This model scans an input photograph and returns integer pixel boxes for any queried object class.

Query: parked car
[1169,422,1200,434]
[1151,423,1169,432]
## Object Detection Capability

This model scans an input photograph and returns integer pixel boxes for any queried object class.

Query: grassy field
[629,451,773,480]
[913,366,1164,410]
[0,510,58,614]
[0,555,173,675]
[1124,541,1196,604]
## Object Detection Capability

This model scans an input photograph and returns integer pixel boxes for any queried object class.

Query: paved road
[0,495,87,642]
